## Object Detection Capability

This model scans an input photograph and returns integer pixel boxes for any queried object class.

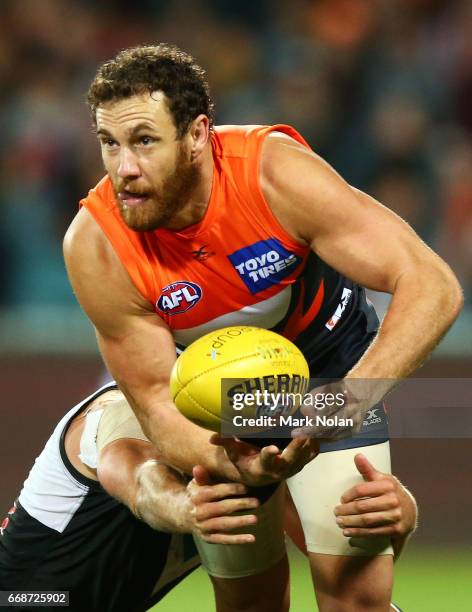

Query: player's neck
[164,143,214,231]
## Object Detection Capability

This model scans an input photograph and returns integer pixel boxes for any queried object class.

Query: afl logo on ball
[156,281,203,315]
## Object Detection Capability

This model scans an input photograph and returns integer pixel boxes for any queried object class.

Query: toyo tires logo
[228,238,302,294]
[156,281,203,315]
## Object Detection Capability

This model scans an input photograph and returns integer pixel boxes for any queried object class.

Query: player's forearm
[134,460,193,532]
[140,401,241,482]
[348,263,462,386]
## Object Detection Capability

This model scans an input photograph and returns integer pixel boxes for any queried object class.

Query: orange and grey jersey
[81,124,378,377]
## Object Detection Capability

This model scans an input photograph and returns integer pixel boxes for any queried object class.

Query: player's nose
[117,147,141,179]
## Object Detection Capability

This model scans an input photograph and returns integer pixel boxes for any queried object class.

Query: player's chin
[120,204,165,232]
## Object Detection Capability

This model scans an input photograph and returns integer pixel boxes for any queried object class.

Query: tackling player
[64,45,461,611]
[0,384,259,612]
[0,385,416,612]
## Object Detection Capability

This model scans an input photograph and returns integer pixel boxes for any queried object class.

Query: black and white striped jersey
[0,383,199,612]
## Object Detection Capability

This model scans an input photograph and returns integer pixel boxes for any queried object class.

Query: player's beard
[114,145,200,232]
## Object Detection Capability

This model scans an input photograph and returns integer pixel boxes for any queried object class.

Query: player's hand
[186,465,259,544]
[293,379,385,442]
[334,453,418,539]
[210,435,319,487]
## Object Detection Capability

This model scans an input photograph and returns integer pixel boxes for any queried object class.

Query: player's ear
[188,114,209,160]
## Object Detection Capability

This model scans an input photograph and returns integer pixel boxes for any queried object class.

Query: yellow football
[170,326,309,434]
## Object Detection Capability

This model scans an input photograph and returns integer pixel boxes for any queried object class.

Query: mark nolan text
[233,415,354,428]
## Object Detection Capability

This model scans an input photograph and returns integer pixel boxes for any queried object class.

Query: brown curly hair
[87,44,214,137]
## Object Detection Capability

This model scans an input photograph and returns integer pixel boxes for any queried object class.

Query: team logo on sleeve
[156,281,203,315]
[228,239,302,294]
[325,288,352,331]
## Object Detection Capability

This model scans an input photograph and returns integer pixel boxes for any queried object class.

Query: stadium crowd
[0,0,470,308]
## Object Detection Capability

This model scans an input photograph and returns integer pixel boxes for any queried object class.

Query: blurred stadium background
[1,0,470,610]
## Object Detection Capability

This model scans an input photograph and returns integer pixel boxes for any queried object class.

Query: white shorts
[194,441,393,578]
[287,440,393,556]
[192,483,287,579]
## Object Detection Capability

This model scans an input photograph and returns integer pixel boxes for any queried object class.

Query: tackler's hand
[334,453,418,540]
[186,465,260,544]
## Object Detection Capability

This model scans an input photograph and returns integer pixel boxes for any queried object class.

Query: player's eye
[139,135,155,146]
[100,137,118,148]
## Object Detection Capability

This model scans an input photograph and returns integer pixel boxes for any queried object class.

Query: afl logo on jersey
[156,281,203,315]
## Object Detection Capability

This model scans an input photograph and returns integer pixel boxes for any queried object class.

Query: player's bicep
[64,207,177,403]
[64,207,151,335]
[310,185,432,293]
[261,138,441,294]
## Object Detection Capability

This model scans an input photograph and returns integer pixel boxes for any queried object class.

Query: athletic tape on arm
[96,398,150,453]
